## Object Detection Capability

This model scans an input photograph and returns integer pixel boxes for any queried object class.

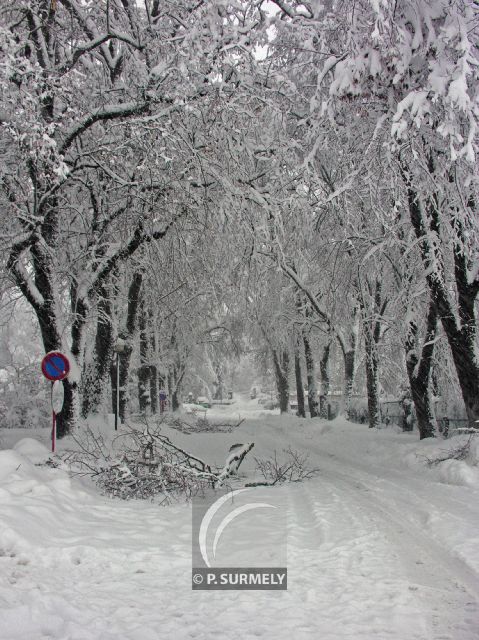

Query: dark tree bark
[273,349,290,414]
[167,331,186,412]
[213,362,224,400]
[137,295,151,414]
[149,364,158,414]
[147,309,158,414]
[158,374,166,394]
[294,349,306,417]
[360,279,388,429]
[319,342,331,418]
[81,283,114,417]
[293,289,306,418]
[171,368,180,412]
[167,370,173,408]
[342,347,355,420]
[401,161,479,427]
[364,332,379,429]
[110,271,143,421]
[405,297,438,439]
[303,332,319,417]
[168,364,185,412]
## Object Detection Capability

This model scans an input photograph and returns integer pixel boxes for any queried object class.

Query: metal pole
[51,382,56,453]
[52,411,56,453]
[115,350,119,431]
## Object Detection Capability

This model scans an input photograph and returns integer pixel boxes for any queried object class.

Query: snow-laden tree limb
[60,102,151,154]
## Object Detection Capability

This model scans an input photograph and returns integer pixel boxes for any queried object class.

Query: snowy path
[1,416,479,639]
[286,462,479,639]
[267,422,479,640]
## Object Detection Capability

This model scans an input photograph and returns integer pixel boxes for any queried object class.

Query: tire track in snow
[282,480,432,639]
[276,430,479,640]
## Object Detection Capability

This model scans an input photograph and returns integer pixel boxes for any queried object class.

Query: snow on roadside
[0,435,192,640]
[399,432,479,488]
[0,409,478,639]
[13,438,52,465]
[271,416,479,582]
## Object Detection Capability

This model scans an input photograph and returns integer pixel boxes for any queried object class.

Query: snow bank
[13,437,51,465]
[401,434,479,488]
[0,426,404,638]
[437,459,479,487]
[0,441,95,558]
[0,410,478,639]
[0,449,31,483]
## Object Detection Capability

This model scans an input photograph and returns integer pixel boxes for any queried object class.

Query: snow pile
[0,410,478,639]
[13,437,52,465]
[402,433,479,488]
[438,459,479,487]
[0,444,94,558]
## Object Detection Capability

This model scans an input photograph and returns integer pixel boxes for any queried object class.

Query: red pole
[52,410,56,453]
[50,381,56,454]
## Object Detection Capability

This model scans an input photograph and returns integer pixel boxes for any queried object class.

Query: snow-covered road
[285,456,479,639]
[1,412,478,639]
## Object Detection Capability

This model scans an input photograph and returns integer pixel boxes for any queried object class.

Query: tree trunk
[36,302,77,439]
[36,264,84,438]
[81,284,114,417]
[111,271,143,421]
[157,373,166,412]
[319,342,331,418]
[149,312,158,414]
[405,298,437,439]
[171,387,180,411]
[360,279,387,430]
[401,161,479,427]
[364,329,380,429]
[137,296,150,415]
[213,363,224,400]
[167,329,186,412]
[273,349,290,414]
[8,234,82,438]
[56,379,78,439]
[169,364,184,412]
[294,350,306,417]
[303,332,319,417]
[436,295,479,427]
[342,349,355,420]
[150,365,158,414]
[167,370,173,409]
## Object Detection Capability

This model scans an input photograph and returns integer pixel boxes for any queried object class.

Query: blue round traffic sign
[41,351,70,381]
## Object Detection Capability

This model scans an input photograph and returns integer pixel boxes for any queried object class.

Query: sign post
[41,352,70,453]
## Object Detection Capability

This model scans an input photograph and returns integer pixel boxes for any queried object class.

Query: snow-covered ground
[1,399,479,640]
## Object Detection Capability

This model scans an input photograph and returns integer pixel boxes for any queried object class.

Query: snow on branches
[61,418,254,502]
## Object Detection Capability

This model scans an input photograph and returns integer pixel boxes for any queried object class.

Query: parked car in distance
[196,396,211,408]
